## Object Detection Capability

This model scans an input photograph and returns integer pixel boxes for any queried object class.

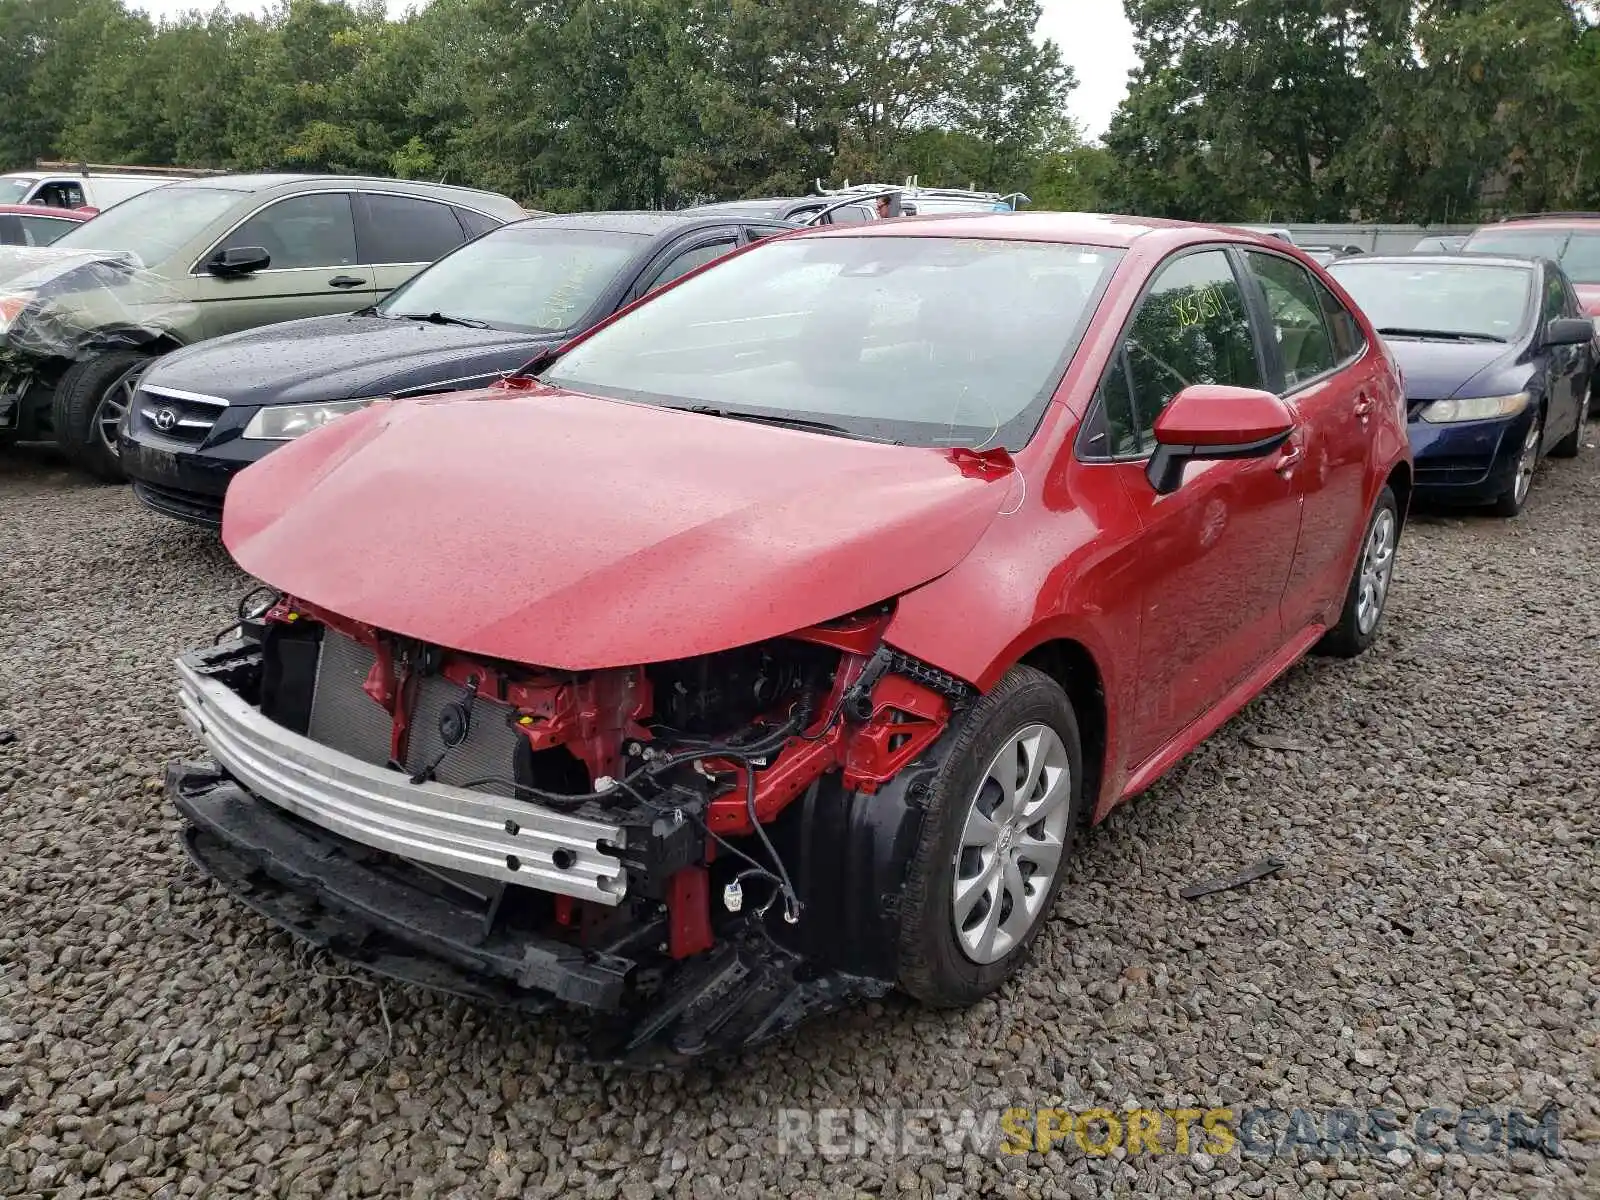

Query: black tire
[1550,390,1588,458]
[50,350,152,482]
[1314,485,1400,659]
[895,664,1086,1007]
[1490,409,1543,518]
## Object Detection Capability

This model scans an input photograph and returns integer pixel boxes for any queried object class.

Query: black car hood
[144,314,557,407]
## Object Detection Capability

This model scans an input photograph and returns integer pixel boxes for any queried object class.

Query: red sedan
[0,203,91,246]
[167,213,1411,1062]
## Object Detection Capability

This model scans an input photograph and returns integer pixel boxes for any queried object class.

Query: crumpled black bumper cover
[167,760,894,1065]
[168,760,629,1011]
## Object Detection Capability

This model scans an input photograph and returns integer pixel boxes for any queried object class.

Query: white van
[0,163,221,213]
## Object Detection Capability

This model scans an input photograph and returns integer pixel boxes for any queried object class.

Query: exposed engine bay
[168,589,975,1064]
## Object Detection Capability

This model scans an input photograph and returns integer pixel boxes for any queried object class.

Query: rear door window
[1244,252,1337,388]
[358,193,469,265]
[225,193,358,270]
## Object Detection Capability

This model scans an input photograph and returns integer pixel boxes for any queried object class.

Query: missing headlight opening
[168,593,971,1064]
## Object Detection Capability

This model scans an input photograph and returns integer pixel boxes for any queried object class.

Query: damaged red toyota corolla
[166,214,1412,1063]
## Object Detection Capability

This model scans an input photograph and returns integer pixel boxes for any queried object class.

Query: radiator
[305,631,522,797]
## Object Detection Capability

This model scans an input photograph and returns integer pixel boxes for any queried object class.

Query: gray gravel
[2,440,1597,1200]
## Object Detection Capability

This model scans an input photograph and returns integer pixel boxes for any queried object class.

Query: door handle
[1275,441,1303,475]
[327,275,365,289]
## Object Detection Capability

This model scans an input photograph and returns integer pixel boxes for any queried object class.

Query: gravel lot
[2,441,1597,1200]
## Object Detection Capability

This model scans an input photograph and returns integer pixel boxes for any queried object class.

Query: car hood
[0,247,193,359]
[1383,338,1521,401]
[0,245,138,289]
[148,314,554,407]
[222,385,1014,670]
[1574,284,1600,318]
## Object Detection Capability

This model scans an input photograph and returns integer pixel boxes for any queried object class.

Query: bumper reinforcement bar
[176,654,627,905]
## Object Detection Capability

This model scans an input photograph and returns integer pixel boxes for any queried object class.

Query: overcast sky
[130,0,1136,138]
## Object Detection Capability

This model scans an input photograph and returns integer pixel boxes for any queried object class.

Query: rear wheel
[50,350,152,482]
[895,665,1085,1007]
[1490,410,1542,517]
[1314,485,1399,659]
[1550,390,1588,458]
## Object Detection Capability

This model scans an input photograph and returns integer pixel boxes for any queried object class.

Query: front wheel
[895,665,1085,1008]
[50,350,153,482]
[1314,485,1399,659]
[1490,410,1543,517]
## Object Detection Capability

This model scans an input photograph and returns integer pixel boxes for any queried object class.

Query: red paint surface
[1152,385,1296,447]
[228,214,1411,824]
[0,204,92,222]
[223,388,1009,670]
[667,867,713,959]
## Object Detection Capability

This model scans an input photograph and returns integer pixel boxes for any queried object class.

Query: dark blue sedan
[1329,253,1596,516]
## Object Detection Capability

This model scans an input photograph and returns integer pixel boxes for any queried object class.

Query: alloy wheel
[95,363,146,459]
[1355,508,1396,636]
[951,723,1073,964]
[1512,417,1541,507]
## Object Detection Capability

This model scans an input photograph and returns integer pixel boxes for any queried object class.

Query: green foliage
[0,0,1086,212]
[1106,0,1600,223]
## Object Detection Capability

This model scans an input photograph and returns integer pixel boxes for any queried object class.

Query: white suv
[0,163,214,213]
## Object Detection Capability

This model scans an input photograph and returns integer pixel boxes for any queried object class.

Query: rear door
[1238,249,1372,636]
[1082,246,1305,764]
[190,191,376,338]
[354,191,478,298]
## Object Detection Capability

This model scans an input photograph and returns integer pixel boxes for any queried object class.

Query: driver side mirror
[1544,316,1594,347]
[1146,385,1296,496]
[207,246,271,278]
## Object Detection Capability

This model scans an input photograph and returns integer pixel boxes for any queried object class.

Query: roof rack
[34,160,230,178]
[813,175,1028,206]
[1496,211,1600,222]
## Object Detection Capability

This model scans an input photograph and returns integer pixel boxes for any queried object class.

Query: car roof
[686,198,811,214]
[1330,252,1546,271]
[1483,214,1600,231]
[795,210,1292,250]
[515,210,788,236]
[161,173,515,203]
[0,204,89,217]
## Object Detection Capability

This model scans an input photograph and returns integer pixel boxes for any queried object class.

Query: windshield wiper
[676,405,867,439]
[1376,327,1506,343]
[396,311,492,329]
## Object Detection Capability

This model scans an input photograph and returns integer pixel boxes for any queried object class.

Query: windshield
[377,224,644,333]
[0,178,34,204]
[1463,228,1600,284]
[50,186,241,267]
[1329,261,1533,340]
[540,235,1122,449]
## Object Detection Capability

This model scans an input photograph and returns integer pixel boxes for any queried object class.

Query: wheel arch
[1014,637,1108,828]
[1385,459,1413,532]
[78,326,185,357]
